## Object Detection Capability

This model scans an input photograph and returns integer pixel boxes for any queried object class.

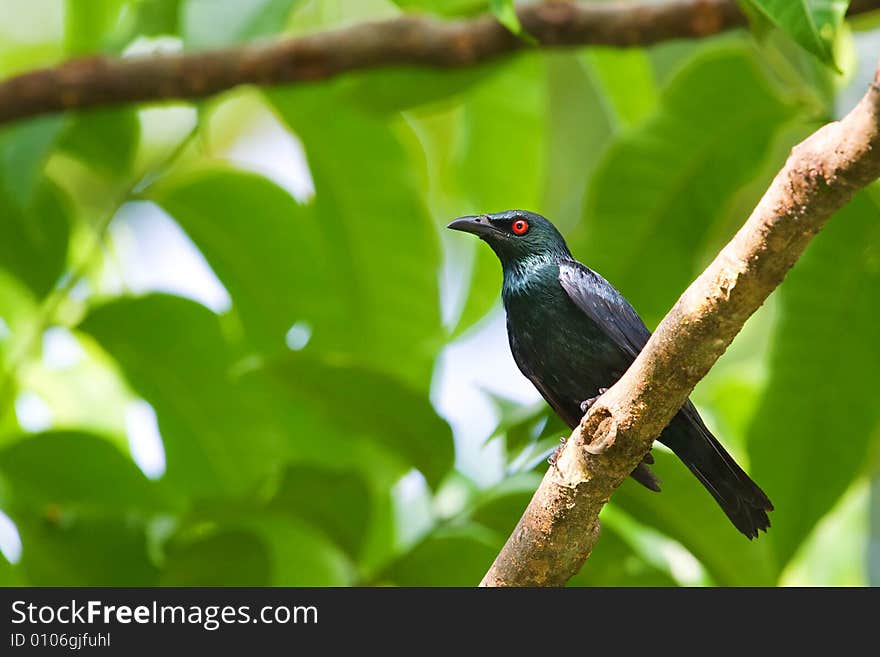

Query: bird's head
[447,210,571,267]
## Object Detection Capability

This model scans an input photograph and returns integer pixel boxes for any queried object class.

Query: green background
[0,0,879,586]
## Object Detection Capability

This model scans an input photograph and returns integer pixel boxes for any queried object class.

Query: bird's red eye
[512,219,529,235]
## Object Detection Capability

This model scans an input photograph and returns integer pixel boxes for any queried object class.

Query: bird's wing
[557,260,652,360]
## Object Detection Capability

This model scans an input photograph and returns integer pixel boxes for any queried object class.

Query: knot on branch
[582,411,619,455]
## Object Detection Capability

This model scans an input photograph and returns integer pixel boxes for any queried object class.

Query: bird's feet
[547,437,567,467]
[579,388,608,414]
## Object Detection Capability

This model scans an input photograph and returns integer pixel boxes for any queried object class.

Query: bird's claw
[579,388,608,414]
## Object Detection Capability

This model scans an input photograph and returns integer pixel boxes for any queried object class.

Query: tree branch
[1,0,879,126]
[480,58,880,587]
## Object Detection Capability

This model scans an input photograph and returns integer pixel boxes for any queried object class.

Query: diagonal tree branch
[1,0,879,126]
[480,57,880,587]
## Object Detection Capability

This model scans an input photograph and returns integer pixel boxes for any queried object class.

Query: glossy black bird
[448,210,772,538]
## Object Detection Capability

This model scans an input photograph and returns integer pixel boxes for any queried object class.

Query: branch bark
[480,58,880,587]
[1,0,879,126]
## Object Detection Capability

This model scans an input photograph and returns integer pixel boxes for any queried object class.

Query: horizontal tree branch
[479,57,880,587]
[1,0,879,126]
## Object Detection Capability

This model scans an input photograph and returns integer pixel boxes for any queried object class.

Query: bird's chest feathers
[503,260,587,361]
[502,259,624,396]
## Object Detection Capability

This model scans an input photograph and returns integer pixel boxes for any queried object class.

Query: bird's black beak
[447,215,498,238]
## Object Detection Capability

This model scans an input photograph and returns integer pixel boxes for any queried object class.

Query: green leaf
[0,179,71,298]
[748,191,880,570]
[611,450,777,585]
[133,0,183,36]
[181,0,300,49]
[489,0,534,43]
[570,47,796,327]
[391,0,487,16]
[568,526,677,587]
[582,48,658,128]
[150,169,330,354]
[238,513,353,585]
[386,524,498,586]
[166,508,353,585]
[57,108,141,176]
[481,395,565,459]
[0,115,65,208]
[452,246,501,337]
[263,352,455,489]
[15,515,158,586]
[456,54,546,213]
[268,91,443,386]
[744,0,849,68]
[0,432,167,586]
[469,471,541,534]
[161,530,272,585]
[340,66,494,115]
[0,552,23,586]
[267,464,372,558]
[79,294,287,498]
[542,52,615,227]
[0,431,168,515]
[63,0,131,55]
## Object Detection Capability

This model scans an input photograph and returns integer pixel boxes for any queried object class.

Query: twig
[0,0,878,125]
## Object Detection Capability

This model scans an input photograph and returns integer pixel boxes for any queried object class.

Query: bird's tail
[661,406,773,539]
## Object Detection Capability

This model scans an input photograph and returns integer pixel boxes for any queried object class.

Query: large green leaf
[611,450,776,585]
[166,507,353,585]
[391,0,487,15]
[268,90,443,386]
[262,353,454,489]
[542,52,615,229]
[150,169,334,354]
[15,515,158,586]
[0,431,168,515]
[456,54,546,214]
[79,294,287,499]
[0,431,167,585]
[160,530,272,585]
[489,0,530,39]
[63,0,131,55]
[385,524,498,586]
[58,108,141,176]
[238,513,353,585]
[0,179,71,298]
[267,464,372,558]
[568,527,677,587]
[0,552,23,586]
[181,0,300,49]
[747,192,880,570]
[133,0,182,36]
[0,116,65,208]
[744,0,848,68]
[0,432,168,586]
[341,65,494,116]
[582,48,658,129]
[468,473,537,523]
[570,47,797,327]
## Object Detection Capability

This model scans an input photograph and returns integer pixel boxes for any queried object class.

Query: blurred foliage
[0,0,879,587]
[741,0,849,69]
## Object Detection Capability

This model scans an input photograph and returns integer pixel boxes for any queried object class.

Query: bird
[448,209,772,539]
